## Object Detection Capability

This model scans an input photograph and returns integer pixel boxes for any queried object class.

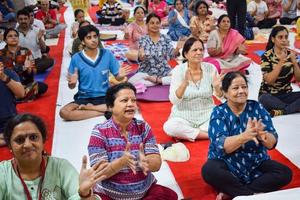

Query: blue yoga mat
[255,50,265,57]
[34,60,56,82]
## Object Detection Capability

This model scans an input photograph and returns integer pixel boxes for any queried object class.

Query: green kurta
[0,157,81,200]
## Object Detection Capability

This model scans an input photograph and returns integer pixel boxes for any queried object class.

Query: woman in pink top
[265,0,282,19]
[124,6,147,61]
[148,0,169,26]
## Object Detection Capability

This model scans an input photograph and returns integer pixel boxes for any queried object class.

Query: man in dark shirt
[0,59,24,146]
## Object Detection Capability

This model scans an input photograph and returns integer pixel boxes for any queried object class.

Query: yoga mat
[34,60,56,82]
[255,50,265,57]
[137,85,170,101]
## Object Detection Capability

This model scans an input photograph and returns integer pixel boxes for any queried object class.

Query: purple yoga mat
[136,85,170,101]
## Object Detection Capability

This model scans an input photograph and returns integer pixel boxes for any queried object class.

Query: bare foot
[196,131,209,140]
[144,76,157,83]
[216,192,230,200]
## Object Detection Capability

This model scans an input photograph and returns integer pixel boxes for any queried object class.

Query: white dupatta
[174,9,189,29]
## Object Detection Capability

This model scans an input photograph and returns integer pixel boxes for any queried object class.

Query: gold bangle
[110,164,117,173]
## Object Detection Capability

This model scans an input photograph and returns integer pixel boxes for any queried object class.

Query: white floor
[51,2,300,199]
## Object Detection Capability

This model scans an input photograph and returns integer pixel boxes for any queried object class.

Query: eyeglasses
[13,133,40,145]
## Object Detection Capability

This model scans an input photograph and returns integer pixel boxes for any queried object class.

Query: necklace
[188,65,202,90]
[13,157,46,200]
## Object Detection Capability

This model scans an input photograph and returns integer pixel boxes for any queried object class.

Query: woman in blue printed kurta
[128,13,183,87]
[202,72,292,199]
[167,0,191,41]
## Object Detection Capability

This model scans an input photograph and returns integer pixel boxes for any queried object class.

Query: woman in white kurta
[163,37,223,142]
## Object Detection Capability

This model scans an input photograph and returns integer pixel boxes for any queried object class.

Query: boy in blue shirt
[59,25,131,121]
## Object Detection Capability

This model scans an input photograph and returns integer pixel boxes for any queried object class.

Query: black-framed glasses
[13,133,40,145]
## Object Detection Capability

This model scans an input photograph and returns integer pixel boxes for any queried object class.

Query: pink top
[124,22,147,49]
[265,0,282,19]
[149,1,168,19]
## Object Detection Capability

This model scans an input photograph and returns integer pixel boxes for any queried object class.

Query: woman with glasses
[0,113,107,199]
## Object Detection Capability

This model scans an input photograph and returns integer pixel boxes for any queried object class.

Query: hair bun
[104,111,112,120]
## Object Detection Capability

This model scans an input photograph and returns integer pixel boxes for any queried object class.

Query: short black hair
[4,113,48,147]
[104,82,137,119]
[23,6,34,14]
[74,8,84,19]
[3,28,19,41]
[222,71,248,93]
[146,13,161,24]
[17,9,30,18]
[78,25,99,41]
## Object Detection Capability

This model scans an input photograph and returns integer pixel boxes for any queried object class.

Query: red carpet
[139,100,300,200]
[138,42,300,199]
[1,7,299,199]
[88,5,99,23]
[0,7,66,161]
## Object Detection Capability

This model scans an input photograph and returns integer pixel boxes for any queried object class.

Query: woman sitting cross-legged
[202,72,292,200]
[189,0,215,43]
[279,0,300,25]
[259,26,300,117]
[167,0,191,41]
[163,37,223,142]
[0,113,108,199]
[124,6,147,62]
[88,82,178,199]
[204,14,252,74]
[128,13,184,87]
[247,0,277,29]
[0,28,48,102]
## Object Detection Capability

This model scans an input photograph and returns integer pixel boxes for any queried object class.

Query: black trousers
[256,18,277,29]
[280,16,300,25]
[35,56,54,74]
[259,92,300,114]
[227,0,247,36]
[201,159,292,197]
[98,17,125,26]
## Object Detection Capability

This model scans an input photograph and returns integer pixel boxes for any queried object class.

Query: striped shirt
[169,62,217,127]
[88,118,159,200]
[101,2,123,19]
